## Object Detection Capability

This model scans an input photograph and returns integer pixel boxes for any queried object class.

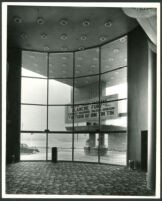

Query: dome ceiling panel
[8,6,138,51]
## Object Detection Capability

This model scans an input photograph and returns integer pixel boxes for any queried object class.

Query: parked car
[20,143,39,154]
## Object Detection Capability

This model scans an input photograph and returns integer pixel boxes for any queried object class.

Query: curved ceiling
[8,6,138,52]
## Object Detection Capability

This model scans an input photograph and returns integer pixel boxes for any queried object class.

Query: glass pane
[100,133,127,165]
[20,133,46,160]
[48,134,72,161]
[74,75,99,104]
[100,100,127,129]
[74,133,98,162]
[48,106,72,131]
[72,104,99,132]
[101,35,127,73]
[21,77,47,104]
[49,79,73,105]
[22,51,47,77]
[21,105,47,131]
[101,68,127,99]
[75,48,99,77]
[49,53,73,78]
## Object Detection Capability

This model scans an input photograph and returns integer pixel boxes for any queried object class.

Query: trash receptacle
[52,147,57,163]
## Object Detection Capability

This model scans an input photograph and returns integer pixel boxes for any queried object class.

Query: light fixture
[104,20,112,28]
[110,76,114,80]
[91,64,96,68]
[60,18,68,26]
[36,17,45,25]
[85,80,89,84]
[115,71,119,74]
[93,57,99,61]
[78,46,85,51]
[60,34,68,40]
[29,55,35,59]
[120,36,127,43]
[62,63,67,67]
[44,46,49,51]
[62,70,67,73]
[20,32,28,40]
[82,20,90,27]
[109,58,114,62]
[80,35,87,41]
[41,33,47,39]
[100,36,107,42]
[76,64,81,68]
[113,48,119,53]
[62,56,67,60]
[34,63,38,67]
[77,57,83,61]
[14,16,22,24]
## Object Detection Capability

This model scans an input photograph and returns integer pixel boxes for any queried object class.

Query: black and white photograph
[1,1,161,199]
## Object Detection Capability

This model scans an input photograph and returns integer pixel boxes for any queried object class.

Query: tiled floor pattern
[6,162,154,195]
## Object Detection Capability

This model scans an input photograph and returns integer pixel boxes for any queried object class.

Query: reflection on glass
[22,51,47,77]
[21,105,47,131]
[74,75,99,103]
[48,106,72,131]
[100,133,126,165]
[49,53,73,78]
[74,133,98,162]
[100,100,127,128]
[48,134,72,161]
[101,35,127,73]
[75,48,99,77]
[21,77,47,104]
[49,79,72,104]
[20,133,46,160]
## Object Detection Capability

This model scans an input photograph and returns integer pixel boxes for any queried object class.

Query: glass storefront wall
[20,36,127,165]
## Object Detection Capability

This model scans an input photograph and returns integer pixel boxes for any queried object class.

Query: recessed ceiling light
[120,36,127,43]
[61,47,68,51]
[80,35,87,41]
[91,64,96,68]
[77,57,83,61]
[44,46,49,51]
[76,64,81,68]
[82,20,90,27]
[29,55,35,59]
[62,70,67,73]
[49,63,53,67]
[62,56,67,60]
[115,71,119,74]
[62,63,67,67]
[60,18,68,26]
[14,16,22,24]
[110,76,114,79]
[60,34,68,40]
[36,17,45,25]
[104,20,112,28]
[113,49,119,53]
[34,63,38,67]
[93,57,99,61]
[109,58,114,62]
[85,80,89,84]
[100,36,107,42]
[41,33,47,39]
[20,32,28,40]
[78,47,85,51]
[76,70,81,74]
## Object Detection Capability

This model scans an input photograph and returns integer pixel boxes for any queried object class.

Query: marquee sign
[65,94,118,123]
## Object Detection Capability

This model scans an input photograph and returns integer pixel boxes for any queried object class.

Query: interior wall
[127,26,148,166]
[7,48,21,163]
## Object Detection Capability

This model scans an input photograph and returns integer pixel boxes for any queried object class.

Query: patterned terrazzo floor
[6,162,154,196]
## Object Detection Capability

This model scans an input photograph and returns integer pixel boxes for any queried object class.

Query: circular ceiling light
[20,32,28,40]
[78,47,85,51]
[85,80,89,84]
[60,18,68,26]
[49,63,53,67]
[110,76,114,80]
[62,70,67,73]
[62,56,67,60]
[61,47,68,51]
[44,46,49,51]
[115,71,119,74]
[104,20,112,28]
[41,33,47,39]
[109,58,114,62]
[93,57,99,61]
[29,55,35,59]
[99,36,107,42]
[80,35,87,41]
[36,17,45,25]
[76,70,81,74]
[82,20,90,27]
[34,63,38,67]
[60,34,68,40]
[14,16,22,24]
[76,64,81,68]
[62,63,67,67]
[113,48,119,53]
[91,64,96,68]
[120,36,127,43]
[77,57,83,61]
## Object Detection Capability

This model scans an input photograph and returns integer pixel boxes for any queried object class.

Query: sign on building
[65,94,118,123]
